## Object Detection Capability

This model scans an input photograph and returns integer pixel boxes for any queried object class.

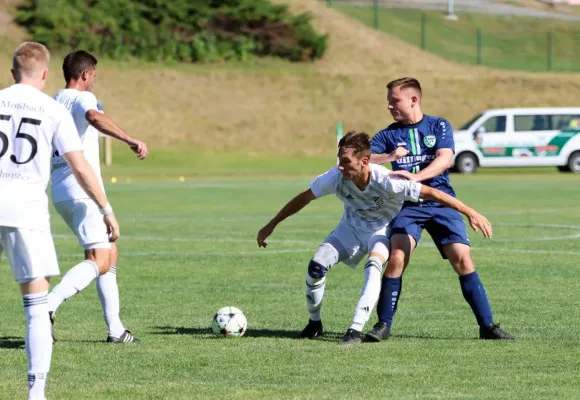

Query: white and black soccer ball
[211,306,247,338]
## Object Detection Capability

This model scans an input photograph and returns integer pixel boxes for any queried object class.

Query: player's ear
[41,68,48,81]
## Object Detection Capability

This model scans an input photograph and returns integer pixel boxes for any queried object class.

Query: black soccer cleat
[106,330,140,343]
[364,321,391,342]
[479,323,515,340]
[49,311,56,344]
[297,319,323,339]
[339,328,362,345]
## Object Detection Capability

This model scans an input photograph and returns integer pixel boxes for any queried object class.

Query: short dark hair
[62,50,97,82]
[387,77,422,98]
[338,131,371,159]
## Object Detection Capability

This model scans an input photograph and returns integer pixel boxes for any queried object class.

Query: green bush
[15,0,327,62]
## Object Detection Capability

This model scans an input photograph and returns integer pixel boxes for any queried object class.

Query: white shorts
[0,226,60,283]
[324,221,390,268]
[53,199,111,250]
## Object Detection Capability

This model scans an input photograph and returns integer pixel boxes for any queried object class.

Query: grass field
[1,166,580,399]
[334,3,580,72]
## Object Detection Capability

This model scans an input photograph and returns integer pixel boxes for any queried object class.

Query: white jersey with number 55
[0,84,82,231]
[51,89,104,203]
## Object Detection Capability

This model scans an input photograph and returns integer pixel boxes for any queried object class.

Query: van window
[552,114,580,130]
[459,113,483,130]
[476,116,506,133]
[514,115,552,132]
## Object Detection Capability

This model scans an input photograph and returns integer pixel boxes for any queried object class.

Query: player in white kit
[0,42,119,400]
[257,131,492,345]
[47,50,148,343]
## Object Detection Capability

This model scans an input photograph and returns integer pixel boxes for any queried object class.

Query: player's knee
[85,249,111,275]
[451,257,475,276]
[388,250,406,268]
[308,259,328,280]
[307,243,338,280]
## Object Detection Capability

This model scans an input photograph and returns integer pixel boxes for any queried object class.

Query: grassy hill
[1,0,580,174]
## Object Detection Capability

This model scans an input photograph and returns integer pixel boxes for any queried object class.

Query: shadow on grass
[151,326,343,341]
[0,336,24,349]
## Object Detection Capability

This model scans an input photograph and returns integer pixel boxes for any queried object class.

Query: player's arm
[62,150,120,241]
[369,130,409,164]
[257,189,316,248]
[85,110,148,160]
[370,147,409,164]
[412,148,453,181]
[419,186,492,238]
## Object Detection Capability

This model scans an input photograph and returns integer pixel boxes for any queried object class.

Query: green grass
[334,3,580,72]
[1,167,580,399]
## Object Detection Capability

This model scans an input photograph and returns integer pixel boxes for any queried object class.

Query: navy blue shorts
[389,204,470,259]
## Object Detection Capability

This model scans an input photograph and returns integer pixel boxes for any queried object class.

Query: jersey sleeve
[435,118,455,152]
[385,176,422,203]
[370,130,396,155]
[309,166,341,198]
[52,106,82,155]
[77,91,99,116]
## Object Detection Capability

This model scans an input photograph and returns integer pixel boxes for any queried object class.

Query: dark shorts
[389,204,470,259]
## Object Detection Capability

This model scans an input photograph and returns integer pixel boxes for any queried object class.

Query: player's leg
[1,227,60,400]
[96,243,139,343]
[299,241,341,339]
[299,224,354,339]
[431,207,514,340]
[48,200,111,336]
[365,207,425,342]
[340,231,389,345]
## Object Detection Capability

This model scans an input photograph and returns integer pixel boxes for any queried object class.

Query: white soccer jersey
[51,89,104,203]
[310,164,422,233]
[0,84,82,231]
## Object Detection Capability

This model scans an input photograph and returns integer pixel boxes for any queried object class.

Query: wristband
[100,203,113,216]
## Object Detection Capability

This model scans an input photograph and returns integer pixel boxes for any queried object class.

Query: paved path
[336,0,580,21]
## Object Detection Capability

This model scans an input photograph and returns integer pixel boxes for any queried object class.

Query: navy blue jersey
[371,114,456,199]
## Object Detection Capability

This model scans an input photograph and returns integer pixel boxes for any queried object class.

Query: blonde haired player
[48,50,148,343]
[0,42,119,400]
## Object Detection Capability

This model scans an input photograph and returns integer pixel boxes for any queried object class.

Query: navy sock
[459,271,493,327]
[376,276,402,328]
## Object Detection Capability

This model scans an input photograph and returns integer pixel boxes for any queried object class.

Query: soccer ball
[211,306,247,338]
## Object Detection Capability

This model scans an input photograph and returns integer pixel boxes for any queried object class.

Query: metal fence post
[373,0,379,29]
[547,32,553,71]
[421,13,426,50]
[476,28,482,65]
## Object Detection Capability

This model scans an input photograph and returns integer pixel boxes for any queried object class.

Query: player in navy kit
[365,77,514,341]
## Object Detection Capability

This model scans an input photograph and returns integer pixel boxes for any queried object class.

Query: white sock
[23,292,51,400]
[96,266,125,337]
[47,260,99,313]
[350,256,383,332]
[305,275,326,322]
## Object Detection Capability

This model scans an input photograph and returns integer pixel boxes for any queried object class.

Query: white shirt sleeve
[310,166,341,198]
[386,176,422,202]
[77,91,99,116]
[52,106,82,155]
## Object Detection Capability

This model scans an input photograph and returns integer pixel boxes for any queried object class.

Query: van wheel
[566,151,580,173]
[455,152,478,174]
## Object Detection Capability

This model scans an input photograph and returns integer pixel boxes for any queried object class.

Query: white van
[451,107,580,173]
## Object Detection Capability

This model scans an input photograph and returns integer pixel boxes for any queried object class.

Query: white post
[445,0,458,20]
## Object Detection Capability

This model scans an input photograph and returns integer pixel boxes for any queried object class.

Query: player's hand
[390,170,417,181]
[257,223,275,248]
[127,138,149,160]
[467,211,492,239]
[393,146,410,160]
[104,212,120,242]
